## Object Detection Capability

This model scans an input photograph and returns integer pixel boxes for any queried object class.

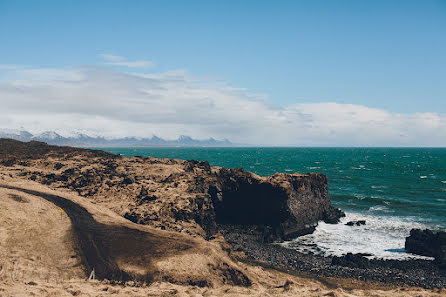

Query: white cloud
[100,53,154,68]
[0,64,445,146]
[100,54,126,62]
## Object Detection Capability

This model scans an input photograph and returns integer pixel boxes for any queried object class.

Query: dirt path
[0,184,196,283]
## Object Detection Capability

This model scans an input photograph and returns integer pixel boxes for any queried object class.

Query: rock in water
[345,220,366,226]
[405,229,446,268]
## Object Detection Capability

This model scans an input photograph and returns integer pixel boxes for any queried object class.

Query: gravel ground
[218,224,446,289]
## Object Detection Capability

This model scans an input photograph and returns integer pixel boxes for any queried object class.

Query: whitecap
[285,169,293,172]
[441,181,446,184]
[282,212,434,260]
[354,195,366,200]
[309,166,320,169]
[420,176,427,179]
[369,205,390,212]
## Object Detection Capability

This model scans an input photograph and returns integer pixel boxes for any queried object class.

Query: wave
[282,212,434,260]
[369,205,391,213]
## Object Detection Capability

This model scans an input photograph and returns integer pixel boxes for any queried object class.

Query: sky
[0,0,445,146]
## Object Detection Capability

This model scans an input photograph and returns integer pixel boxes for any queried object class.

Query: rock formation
[405,229,446,268]
[212,169,344,241]
[345,220,366,226]
[0,139,344,243]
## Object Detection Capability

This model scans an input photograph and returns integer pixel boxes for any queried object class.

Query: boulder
[331,253,371,269]
[345,220,366,226]
[405,229,446,268]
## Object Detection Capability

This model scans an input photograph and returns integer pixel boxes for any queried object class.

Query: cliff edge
[0,139,343,242]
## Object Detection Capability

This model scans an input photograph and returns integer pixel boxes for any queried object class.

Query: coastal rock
[345,220,366,226]
[405,229,446,268]
[331,253,371,269]
[212,169,344,242]
[0,139,344,243]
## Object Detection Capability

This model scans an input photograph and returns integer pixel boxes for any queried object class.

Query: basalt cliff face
[0,139,343,242]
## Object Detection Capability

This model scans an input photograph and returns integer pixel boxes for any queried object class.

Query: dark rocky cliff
[0,138,344,242]
[211,168,343,241]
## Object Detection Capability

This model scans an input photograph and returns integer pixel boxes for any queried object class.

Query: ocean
[99,147,446,260]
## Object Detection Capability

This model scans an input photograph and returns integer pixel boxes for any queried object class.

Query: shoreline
[219,224,446,289]
[1,139,445,296]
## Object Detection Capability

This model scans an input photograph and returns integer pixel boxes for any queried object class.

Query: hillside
[0,139,444,296]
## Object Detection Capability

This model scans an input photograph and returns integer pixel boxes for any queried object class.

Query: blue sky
[0,0,445,145]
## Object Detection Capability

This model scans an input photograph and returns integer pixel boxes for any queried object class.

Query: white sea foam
[282,212,434,260]
[420,176,427,179]
[441,181,446,184]
[369,205,390,213]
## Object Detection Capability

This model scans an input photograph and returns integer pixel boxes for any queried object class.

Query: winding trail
[0,184,195,283]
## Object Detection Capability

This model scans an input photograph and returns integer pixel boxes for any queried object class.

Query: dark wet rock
[324,207,346,224]
[219,224,446,289]
[331,253,370,268]
[345,220,366,226]
[405,229,446,268]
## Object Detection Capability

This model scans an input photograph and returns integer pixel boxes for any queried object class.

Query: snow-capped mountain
[0,129,232,147]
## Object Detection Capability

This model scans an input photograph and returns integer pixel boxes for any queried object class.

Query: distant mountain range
[0,129,232,147]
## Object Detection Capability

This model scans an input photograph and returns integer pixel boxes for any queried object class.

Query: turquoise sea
[99,147,446,259]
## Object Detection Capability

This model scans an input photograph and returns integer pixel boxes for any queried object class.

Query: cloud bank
[0,63,445,146]
[101,54,154,68]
